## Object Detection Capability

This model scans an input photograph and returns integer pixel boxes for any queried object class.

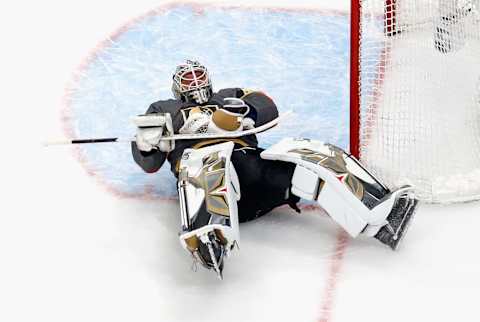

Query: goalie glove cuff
[133,113,174,152]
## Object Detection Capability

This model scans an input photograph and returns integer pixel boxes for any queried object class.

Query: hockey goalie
[131,60,419,279]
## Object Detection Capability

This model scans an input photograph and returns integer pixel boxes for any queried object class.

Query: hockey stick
[44,111,292,146]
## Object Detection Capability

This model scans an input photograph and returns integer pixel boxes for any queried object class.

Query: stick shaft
[43,138,131,146]
[44,111,291,147]
[71,138,118,144]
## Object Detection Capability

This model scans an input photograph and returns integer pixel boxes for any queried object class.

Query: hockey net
[351,0,480,203]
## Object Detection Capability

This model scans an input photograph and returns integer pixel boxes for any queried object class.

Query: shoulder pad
[147,99,191,115]
[239,88,256,97]
[215,88,244,98]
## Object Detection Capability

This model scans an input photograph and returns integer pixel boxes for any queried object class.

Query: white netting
[357,0,480,202]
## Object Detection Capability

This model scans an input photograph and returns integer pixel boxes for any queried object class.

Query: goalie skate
[374,187,419,250]
[181,227,229,280]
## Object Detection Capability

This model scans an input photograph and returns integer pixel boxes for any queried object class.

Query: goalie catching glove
[133,113,175,152]
[217,97,255,130]
[179,98,255,135]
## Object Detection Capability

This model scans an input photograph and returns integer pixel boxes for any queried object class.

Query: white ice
[2,0,479,322]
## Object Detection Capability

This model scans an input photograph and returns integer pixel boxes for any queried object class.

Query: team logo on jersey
[180,105,218,122]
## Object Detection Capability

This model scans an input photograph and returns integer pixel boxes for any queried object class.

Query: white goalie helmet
[172,60,213,104]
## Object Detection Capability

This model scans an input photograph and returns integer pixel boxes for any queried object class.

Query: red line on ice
[315,36,391,322]
[318,229,350,322]
[317,28,391,322]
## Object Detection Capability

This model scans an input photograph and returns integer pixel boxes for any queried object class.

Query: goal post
[350,0,480,203]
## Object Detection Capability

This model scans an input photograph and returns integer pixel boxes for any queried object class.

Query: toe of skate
[375,190,419,250]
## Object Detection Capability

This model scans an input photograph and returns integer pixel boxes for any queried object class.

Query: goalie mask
[172,60,213,104]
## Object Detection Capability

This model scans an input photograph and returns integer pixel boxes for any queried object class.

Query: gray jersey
[132,88,279,176]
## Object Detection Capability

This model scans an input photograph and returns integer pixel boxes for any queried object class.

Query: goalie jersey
[131,88,279,176]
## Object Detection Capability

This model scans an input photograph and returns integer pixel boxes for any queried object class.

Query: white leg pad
[316,183,368,237]
[291,165,322,200]
[291,165,367,236]
[261,138,396,238]
[178,141,241,251]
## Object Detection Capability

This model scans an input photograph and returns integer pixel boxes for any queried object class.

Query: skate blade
[391,197,419,251]
[205,240,224,280]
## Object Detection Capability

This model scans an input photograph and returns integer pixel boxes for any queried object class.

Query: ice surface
[3,1,480,322]
[64,4,351,198]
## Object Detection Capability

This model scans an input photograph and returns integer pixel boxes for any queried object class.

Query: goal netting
[351,0,480,202]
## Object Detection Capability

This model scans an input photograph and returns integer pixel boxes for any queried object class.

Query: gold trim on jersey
[192,138,250,150]
[239,88,256,97]
[174,139,250,173]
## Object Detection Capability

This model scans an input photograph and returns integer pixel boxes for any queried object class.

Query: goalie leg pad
[261,138,409,238]
[177,141,240,279]
[290,164,370,237]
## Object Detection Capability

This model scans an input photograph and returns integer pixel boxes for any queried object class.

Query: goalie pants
[229,147,300,223]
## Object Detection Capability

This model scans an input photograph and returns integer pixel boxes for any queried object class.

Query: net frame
[350,0,480,203]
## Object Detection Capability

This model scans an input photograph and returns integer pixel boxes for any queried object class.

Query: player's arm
[131,103,174,173]
[213,88,279,129]
[131,142,167,173]
[229,89,278,127]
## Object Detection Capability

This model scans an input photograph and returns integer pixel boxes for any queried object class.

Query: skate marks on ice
[61,3,351,199]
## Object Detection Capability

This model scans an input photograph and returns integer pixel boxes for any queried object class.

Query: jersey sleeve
[131,142,167,173]
[212,88,279,126]
[215,88,245,98]
[240,90,279,126]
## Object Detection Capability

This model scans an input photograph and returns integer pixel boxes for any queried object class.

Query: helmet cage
[172,61,212,104]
